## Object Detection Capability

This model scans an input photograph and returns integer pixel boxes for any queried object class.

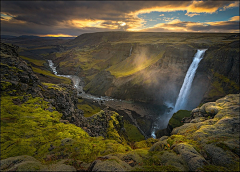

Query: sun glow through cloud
[40,34,75,37]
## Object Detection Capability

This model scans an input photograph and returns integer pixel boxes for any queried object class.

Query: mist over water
[151,49,207,138]
[48,48,207,139]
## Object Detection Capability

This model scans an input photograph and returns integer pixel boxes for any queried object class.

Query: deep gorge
[1,32,239,171]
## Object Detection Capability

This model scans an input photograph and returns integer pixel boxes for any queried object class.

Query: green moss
[107,50,165,78]
[169,110,191,128]
[134,138,158,149]
[214,72,239,91]
[78,98,84,103]
[1,81,12,90]
[32,67,71,84]
[107,112,122,142]
[133,165,179,171]
[0,63,24,72]
[1,95,131,163]
[199,165,229,171]
[167,135,202,153]
[77,103,101,118]
[42,83,66,91]
[208,72,239,98]
[20,56,45,66]
[209,80,225,97]
[124,120,145,142]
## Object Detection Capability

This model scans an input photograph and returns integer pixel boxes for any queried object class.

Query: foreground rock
[0,155,76,171]
[0,43,125,139]
[170,94,240,171]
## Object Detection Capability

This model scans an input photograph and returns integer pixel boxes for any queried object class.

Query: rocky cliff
[0,43,126,139]
[51,32,239,109]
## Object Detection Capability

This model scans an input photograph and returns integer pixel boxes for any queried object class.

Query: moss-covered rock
[149,140,169,152]
[0,155,44,171]
[169,110,191,128]
[203,144,239,170]
[134,138,159,149]
[176,143,208,171]
[89,155,132,171]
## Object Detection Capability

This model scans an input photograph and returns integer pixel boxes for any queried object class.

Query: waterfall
[173,49,207,113]
[151,49,207,138]
[129,46,132,56]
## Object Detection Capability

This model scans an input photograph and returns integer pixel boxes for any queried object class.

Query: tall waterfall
[151,49,207,138]
[129,46,132,56]
[173,49,207,113]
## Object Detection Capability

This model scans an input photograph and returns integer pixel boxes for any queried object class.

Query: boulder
[155,124,173,138]
[0,155,44,171]
[204,144,239,169]
[176,143,208,171]
[89,155,131,171]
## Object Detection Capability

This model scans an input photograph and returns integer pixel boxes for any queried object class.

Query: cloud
[185,13,200,17]
[229,16,240,21]
[1,1,239,36]
[220,1,239,11]
[130,1,234,17]
[140,17,239,33]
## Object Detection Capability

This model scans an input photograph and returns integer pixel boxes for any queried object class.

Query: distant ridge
[1,35,18,39]
[1,35,75,40]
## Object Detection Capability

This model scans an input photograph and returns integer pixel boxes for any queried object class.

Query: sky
[1,1,239,37]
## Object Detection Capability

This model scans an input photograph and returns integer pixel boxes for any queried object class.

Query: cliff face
[0,43,125,138]
[52,32,239,109]
[197,40,239,103]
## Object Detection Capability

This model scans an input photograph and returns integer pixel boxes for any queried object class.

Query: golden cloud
[229,16,240,21]
[186,1,220,14]
[185,13,200,17]
[221,1,239,11]
[130,0,231,18]
[140,16,239,33]
[71,19,106,28]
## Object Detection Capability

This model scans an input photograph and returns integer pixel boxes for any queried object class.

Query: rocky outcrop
[89,155,132,171]
[155,124,173,138]
[0,43,125,140]
[0,155,76,171]
[169,94,239,171]
[1,43,43,97]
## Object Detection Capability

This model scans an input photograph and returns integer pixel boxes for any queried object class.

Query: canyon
[2,32,239,138]
[1,32,239,171]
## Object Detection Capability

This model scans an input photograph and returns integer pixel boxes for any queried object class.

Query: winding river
[48,60,115,102]
[48,60,169,138]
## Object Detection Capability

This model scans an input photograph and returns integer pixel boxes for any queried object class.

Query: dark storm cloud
[1,1,238,36]
[2,1,176,25]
